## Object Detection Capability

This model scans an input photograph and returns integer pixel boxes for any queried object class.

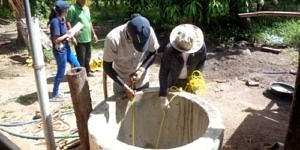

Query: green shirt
[67,4,92,43]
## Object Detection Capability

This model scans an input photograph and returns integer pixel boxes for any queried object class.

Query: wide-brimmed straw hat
[170,24,204,53]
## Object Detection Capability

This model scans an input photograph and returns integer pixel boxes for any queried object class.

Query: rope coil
[185,70,206,95]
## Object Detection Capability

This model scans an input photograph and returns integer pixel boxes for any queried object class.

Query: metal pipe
[23,0,56,149]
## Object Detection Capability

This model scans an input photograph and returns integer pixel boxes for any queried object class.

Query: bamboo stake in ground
[238,11,300,18]
[67,67,92,150]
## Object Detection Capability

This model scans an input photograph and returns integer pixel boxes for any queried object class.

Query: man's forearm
[103,61,125,86]
[90,23,96,36]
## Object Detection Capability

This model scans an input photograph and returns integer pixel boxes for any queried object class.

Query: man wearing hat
[159,24,207,104]
[103,14,160,99]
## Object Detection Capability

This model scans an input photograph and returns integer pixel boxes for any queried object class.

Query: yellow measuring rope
[130,80,137,146]
[130,100,136,146]
[133,71,205,148]
[155,71,205,148]
[155,110,166,148]
[155,87,183,148]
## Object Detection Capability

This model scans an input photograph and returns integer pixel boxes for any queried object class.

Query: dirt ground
[0,22,298,150]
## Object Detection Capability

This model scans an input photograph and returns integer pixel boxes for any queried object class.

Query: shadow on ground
[47,75,68,84]
[9,55,27,65]
[223,90,291,149]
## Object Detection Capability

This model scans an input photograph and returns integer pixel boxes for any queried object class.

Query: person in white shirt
[103,14,159,99]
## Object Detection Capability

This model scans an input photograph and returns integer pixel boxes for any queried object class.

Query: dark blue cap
[55,0,69,10]
[127,16,151,52]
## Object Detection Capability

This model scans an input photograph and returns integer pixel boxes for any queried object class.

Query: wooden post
[8,0,26,45]
[284,49,300,150]
[67,67,92,150]
[103,72,108,99]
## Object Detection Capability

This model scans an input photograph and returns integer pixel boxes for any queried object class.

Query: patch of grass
[1,113,9,119]
[0,6,13,19]
[1,114,8,119]
[15,93,38,105]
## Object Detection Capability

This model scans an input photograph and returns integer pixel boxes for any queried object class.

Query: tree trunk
[8,0,26,46]
[67,67,93,150]
[284,49,300,150]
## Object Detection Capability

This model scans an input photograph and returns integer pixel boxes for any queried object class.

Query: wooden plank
[239,11,300,18]
[261,46,282,54]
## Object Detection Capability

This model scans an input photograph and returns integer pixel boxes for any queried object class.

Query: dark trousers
[75,42,91,74]
[173,79,187,89]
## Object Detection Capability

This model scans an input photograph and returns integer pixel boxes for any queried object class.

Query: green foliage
[164,4,180,24]
[207,0,229,23]
[0,0,13,19]
[30,0,52,18]
[140,3,160,25]
[252,19,300,47]
[1,111,12,119]
[91,2,130,25]
[182,0,202,24]
[1,0,296,46]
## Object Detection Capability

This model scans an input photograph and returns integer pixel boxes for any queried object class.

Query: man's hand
[93,34,99,43]
[124,84,135,100]
[130,67,145,82]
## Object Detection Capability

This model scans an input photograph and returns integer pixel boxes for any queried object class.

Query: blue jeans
[52,48,80,96]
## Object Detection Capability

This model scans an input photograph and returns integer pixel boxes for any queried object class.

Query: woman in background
[49,0,80,100]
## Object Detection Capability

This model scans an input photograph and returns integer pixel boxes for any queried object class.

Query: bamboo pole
[67,67,92,150]
[103,72,108,99]
[23,0,55,149]
[239,11,300,18]
[284,50,300,150]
